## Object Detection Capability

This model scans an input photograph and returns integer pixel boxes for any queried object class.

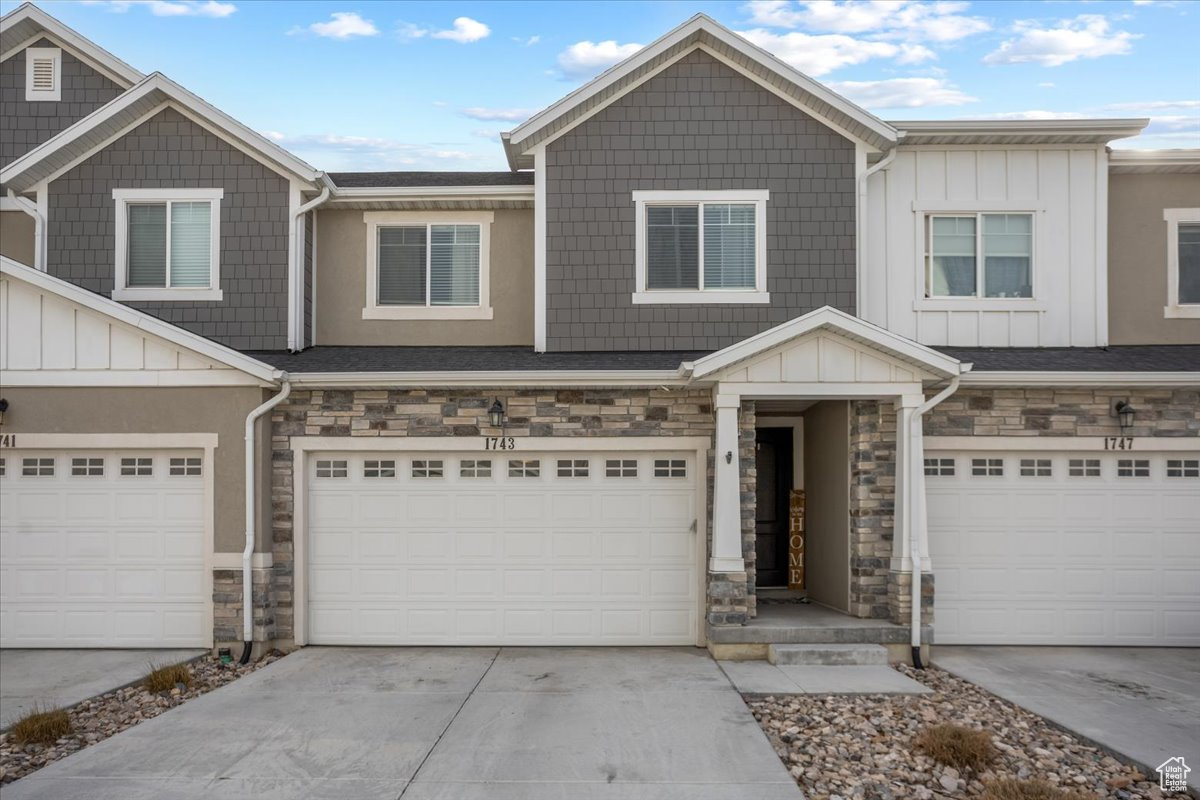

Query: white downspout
[907,368,968,666]
[241,377,291,663]
[289,186,331,352]
[7,189,45,271]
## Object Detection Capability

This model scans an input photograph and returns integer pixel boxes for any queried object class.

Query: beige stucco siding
[0,386,272,553]
[314,208,534,346]
[0,211,35,265]
[1108,172,1200,345]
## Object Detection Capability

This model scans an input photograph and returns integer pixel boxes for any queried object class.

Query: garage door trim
[1,432,217,648]
[290,435,712,647]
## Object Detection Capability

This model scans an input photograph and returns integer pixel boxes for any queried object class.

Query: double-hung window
[113,188,223,301]
[1164,208,1200,319]
[632,190,769,304]
[926,213,1034,300]
[363,211,493,319]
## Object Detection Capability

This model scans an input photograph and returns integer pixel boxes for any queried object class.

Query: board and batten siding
[862,146,1107,348]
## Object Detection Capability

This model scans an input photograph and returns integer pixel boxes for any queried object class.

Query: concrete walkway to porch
[935,646,1199,787]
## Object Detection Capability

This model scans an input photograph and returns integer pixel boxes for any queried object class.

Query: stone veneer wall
[849,401,900,621]
[266,387,759,644]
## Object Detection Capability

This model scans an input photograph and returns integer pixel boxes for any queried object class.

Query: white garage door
[927,450,1200,646]
[307,451,701,645]
[0,450,208,648]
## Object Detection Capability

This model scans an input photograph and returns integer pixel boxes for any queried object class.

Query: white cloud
[556,40,644,79]
[304,12,378,39]
[743,0,989,42]
[1037,81,1056,88]
[513,35,541,46]
[431,17,490,43]
[87,0,236,17]
[983,15,1138,67]
[827,77,976,108]
[972,110,1087,120]
[461,107,537,122]
[1103,99,1200,112]
[738,28,930,76]
[261,131,479,169]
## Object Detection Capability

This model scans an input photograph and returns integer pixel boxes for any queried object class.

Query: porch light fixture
[488,398,506,428]
[0,398,7,426]
[1114,400,1136,431]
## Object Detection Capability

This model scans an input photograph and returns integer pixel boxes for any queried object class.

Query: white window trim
[1164,208,1200,319]
[112,188,224,301]
[25,47,61,102]
[362,210,494,320]
[632,189,769,305]
[918,210,1039,309]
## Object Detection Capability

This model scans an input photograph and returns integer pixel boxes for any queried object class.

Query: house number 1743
[484,437,516,450]
[1104,436,1134,450]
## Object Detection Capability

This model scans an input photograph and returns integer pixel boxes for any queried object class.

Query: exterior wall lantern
[0,398,8,426]
[488,398,506,428]
[1114,400,1136,431]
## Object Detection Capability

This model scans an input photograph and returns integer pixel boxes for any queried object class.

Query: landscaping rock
[0,651,283,785]
[746,665,1161,800]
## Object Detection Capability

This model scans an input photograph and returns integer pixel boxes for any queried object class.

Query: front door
[755,428,793,587]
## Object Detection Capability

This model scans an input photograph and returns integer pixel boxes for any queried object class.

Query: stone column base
[887,569,933,627]
[212,566,275,650]
[707,571,749,626]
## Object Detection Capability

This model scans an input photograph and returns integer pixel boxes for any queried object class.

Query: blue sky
[30,0,1200,171]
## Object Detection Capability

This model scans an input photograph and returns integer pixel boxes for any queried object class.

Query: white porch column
[891,394,923,572]
[710,393,744,573]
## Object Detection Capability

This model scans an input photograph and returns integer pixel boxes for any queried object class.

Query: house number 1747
[484,437,516,450]
[1104,436,1134,450]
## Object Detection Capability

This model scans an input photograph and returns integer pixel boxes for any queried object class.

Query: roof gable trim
[0,3,142,86]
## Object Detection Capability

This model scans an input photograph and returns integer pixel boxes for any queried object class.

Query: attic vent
[25,47,62,101]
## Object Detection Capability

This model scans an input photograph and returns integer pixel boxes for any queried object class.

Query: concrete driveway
[1,649,206,727]
[935,646,1199,786]
[3,647,802,800]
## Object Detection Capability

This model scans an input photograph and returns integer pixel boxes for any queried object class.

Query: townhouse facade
[1,4,1197,660]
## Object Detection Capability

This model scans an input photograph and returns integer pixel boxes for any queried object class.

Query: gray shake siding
[545,49,857,352]
[46,107,290,350]
[1,38,124,168]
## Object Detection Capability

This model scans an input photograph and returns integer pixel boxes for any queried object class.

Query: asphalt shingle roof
[329,171,534,188]
[244,345,1200,374]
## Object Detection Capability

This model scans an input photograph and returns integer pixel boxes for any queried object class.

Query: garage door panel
[307,450,700,646]
[928,449,1200,646]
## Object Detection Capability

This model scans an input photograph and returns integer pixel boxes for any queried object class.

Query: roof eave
[0,2,143,87]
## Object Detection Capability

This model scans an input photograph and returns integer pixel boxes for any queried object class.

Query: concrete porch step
[768,643,889,666]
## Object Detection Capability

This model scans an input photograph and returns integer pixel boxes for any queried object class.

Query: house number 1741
[484,437,516,450]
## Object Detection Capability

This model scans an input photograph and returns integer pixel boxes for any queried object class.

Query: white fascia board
[330,185,534,201]
[961,371,1200,387]
[1,3,143,87]
[0,73,321,190]
[507,14,896,152]
[893,118,1149,144]
[0,256,283,384]
[288,370,693,388]
[688,305,963,379]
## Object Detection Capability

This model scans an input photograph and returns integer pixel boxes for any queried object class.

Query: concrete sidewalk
[1,649,206,727]
[3,647,803,799]
[935,646,1199,788]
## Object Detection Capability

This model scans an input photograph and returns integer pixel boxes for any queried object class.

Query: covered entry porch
[681,307,970,658]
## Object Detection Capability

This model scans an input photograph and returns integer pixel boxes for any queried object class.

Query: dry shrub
[9,706,72,745]
[143,662,192,693]
[983,777,1095,800]
[914,723,997,771]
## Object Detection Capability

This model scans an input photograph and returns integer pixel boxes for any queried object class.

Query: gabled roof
[0,2,142,87]
[0,72,323,191]
[684,306,966,380]
[0,256,282,384]
[502,13,898,169]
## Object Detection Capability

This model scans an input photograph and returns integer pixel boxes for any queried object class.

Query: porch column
[710,393,744,573]
[891,394,923,572]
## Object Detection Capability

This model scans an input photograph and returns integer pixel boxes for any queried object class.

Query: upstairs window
[633,190,769,304]
[25,47,61,102]
[113,189,223,301]
[1164,209,1200,319]
[364,212,494,320]
[927,213,1033,299]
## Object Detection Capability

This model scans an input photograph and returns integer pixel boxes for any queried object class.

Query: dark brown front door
[755,427,793,587]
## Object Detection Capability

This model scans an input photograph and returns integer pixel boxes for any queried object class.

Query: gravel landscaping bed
[0,651,284,785]
[748,664,1168,800]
